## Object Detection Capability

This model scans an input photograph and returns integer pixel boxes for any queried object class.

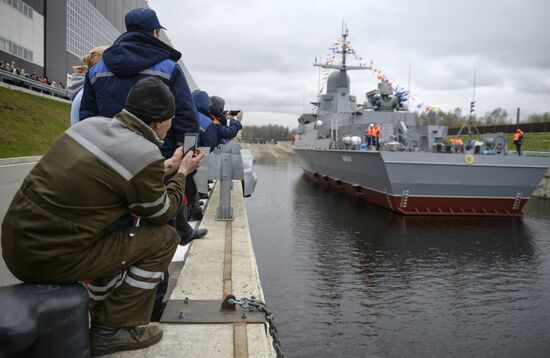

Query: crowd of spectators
[0,60,65,89]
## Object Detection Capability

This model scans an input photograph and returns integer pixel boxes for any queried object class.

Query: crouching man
[1,77,204,355]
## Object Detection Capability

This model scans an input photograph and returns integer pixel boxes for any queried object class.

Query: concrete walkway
[0,160,38,286]
[110,181,275,357]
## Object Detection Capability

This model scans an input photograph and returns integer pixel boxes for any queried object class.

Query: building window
[66,0,120,58]
[0,36,34,62]
[0,0,34,19]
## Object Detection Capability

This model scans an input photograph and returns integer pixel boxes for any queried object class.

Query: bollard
[0,283,90,357]
[195,142,257,221]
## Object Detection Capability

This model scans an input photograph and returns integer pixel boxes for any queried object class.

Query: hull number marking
[342,155,352,162]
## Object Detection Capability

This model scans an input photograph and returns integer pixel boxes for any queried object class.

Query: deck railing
[449,122,550,135]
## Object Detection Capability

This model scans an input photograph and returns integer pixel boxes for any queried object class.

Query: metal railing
[195,142,257,221]
[0,69,69,99]
[449,122,550,135]
[522,151,550,157]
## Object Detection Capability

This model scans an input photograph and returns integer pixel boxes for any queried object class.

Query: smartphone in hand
[182,133,198,156]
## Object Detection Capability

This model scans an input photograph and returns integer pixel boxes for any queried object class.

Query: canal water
[246,153,550,358]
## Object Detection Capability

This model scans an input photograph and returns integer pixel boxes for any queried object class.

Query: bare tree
[526,112,550,123]
[241,124,290,143]
[483,108,509,125]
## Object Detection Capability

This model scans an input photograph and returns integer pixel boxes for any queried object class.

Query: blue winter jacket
[192,90,217,149]
[215,119,242,145]
[79,31,198,158]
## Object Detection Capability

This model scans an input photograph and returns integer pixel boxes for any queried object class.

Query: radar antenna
[313,23,371,72]
[456,67,480,139]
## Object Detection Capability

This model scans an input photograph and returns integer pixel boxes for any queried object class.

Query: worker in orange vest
[513,128,524,156]
[365,124,374,149]
[373,124,381,150]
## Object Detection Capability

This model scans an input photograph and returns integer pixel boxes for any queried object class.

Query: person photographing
[1,77,204,355]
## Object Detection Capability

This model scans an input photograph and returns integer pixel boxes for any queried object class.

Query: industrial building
[0,0,196,88]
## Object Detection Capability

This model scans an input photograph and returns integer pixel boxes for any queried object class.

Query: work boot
[90,324,163,356]
[179,228,208,246]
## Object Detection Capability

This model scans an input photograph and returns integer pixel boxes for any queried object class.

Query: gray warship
[293,29,549,216]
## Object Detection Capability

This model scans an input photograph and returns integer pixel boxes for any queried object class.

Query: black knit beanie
[210,96,225,116]
[124,77,175,124]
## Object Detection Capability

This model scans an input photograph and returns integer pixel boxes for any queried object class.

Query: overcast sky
[149,0,550,128]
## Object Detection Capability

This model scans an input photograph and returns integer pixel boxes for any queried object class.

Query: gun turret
[365,81,408,112]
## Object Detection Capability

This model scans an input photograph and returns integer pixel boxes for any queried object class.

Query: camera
[224,110,241,117]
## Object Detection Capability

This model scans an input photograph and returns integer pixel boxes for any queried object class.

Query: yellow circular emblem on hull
[464,154,474,164]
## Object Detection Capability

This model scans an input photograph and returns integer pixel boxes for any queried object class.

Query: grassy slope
[0,87,70,158]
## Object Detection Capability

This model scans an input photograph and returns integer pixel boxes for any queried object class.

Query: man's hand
[164,146,185,175]
[178,149,205,176]
[236,111,243,122]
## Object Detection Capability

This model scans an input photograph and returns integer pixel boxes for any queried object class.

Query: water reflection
[247,158,550,358]
[292,176,536,288]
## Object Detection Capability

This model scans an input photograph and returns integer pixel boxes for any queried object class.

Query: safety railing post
[216,153,234,221]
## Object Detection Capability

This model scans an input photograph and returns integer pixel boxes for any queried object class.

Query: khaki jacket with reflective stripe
[1,110,185,272]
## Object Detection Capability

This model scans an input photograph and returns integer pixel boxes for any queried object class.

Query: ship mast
[313,23,371,73]
[456,67,480,139]
[341,22,347,70]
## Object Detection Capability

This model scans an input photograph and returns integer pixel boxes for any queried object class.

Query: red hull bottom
[304,170,527,217]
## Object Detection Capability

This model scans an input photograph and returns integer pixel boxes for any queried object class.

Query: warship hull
[294,148,549,216]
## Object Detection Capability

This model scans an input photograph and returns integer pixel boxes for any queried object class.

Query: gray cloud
[150,0,550,127]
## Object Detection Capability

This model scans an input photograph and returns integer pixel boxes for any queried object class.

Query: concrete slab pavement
[0,161,37,286]
[109,182,275,357]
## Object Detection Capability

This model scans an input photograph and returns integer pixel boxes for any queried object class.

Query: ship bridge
[318,71,357,114]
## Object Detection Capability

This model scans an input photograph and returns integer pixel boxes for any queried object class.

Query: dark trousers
[184,173,199,216]
[108,212,176,322]
[7,225,179,328]
[86,225,179,327]
[515,142,522,155]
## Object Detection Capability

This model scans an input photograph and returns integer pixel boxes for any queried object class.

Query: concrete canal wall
[110,181,275,358]
[533,169,550,199]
